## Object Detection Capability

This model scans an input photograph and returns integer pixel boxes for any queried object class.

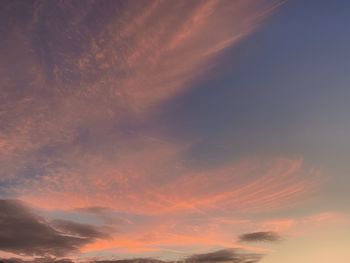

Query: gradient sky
[0,0,349,262]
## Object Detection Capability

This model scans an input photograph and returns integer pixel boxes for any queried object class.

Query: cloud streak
[238,231,281,243]
[184,249,262,263]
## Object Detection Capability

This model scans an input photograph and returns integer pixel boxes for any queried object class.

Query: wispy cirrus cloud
[0,0,281,182]
[18,156,317,215]
[0,0,324,261]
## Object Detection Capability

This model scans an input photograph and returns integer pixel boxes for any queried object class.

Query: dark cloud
[238,231,281,243]
[0,258,74,263]
[92,250,263,263]
[74,207,134,226]
[184,249,263,263]
[94,260,164,263]
[0,199,109,257]
[51,219,110,239]
[1,259,161,263]
[76,206,111,214]
[1,249,264,263]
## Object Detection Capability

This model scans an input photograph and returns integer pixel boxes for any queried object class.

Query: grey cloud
[184,249,263,263]
[92,250,263,263]
[75,207,133,226]
[0,199,109,257]
[1,260,162,263]
[76,206,111,214]
[51,219,110,239]
[1,249,264,263]
[94,260,164,263]
[0,258,74,263]
[238,231,281,243]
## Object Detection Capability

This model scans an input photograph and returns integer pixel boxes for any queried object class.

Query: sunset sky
[1,0,349,262]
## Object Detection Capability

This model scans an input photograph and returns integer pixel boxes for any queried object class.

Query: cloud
[238,232,281,243]
[19,156,317,215]
[184,249,262,263]
[76,207,112,215]
[10,157,316,254]
[0,258,74,263]
[91,249,263,263]
[93,260,164,263]
[0,0,281,182]
[0,0,297,217]
[0,199,109,257]
[51,219,111,240]
[1,249,263,263]
[0,0,317,259]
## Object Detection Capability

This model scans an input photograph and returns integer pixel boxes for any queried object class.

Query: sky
[0,0,349,262]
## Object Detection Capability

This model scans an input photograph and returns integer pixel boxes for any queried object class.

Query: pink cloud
[0,0,280,181]
[2,0,325,259]
[19,152,317,215]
